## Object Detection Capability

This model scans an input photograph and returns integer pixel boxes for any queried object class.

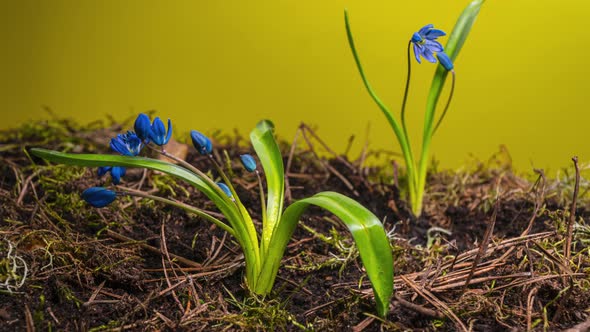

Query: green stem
[118,187,236,237]
[401,41,412,141]
[432,70,456,135]
[344,10,418,206]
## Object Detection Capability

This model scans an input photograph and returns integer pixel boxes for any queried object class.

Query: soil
[0,117,589,331]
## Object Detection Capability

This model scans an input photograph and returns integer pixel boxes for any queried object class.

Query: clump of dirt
[0,117,589,331]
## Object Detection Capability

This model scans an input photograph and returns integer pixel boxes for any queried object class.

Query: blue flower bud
[82,187,117,208]
[149,117,173,146]
[190,130,212,155]
[134,113,153,142]
[216,182,233,198]
[239,154,257,172]
[436,52,454,71]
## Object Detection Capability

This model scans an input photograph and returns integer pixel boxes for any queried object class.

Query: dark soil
[0,117,589,331]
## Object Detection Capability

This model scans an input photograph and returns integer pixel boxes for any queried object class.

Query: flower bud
[239,154,257,172]
[82,187,117,208]
[436,52,454,71]
[150,117,173,146]
[216,182,233,198]
[190,130,212,155]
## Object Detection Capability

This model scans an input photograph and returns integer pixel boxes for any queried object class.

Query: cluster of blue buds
[410,24,453,71]
[82,113,175,207]
[82,113,260,209]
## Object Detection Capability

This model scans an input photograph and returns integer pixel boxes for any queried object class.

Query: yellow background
[1,1,588,172]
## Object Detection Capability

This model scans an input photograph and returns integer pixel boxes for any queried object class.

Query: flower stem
[116,186,236,237]
[401,40,412,140]
[432,70,456,135]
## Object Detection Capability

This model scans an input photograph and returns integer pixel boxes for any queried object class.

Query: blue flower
[134,113,153,142]
[217,182,233,198]
[149,117,173,146]
[436,52,454,71]
[110,131,143,156]
[82,187,117,208]
[239,154,257,172]
[98,166,126,185]
[411,24,446,64]
[190,130,212,155]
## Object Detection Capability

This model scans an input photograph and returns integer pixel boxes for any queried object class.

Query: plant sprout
[345,0,485,216]
[31,115,394,317]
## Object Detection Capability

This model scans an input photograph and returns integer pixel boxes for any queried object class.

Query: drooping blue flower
[436,52,454,71]
[149,117,173,146]
[98,166,126,184]
[239,154,257,172]
[134,113,153,142]
[82,187,117,208]
[411,24,446,64]
[217,182,233,198]
[190,130,212,155]
[110,131,143,156]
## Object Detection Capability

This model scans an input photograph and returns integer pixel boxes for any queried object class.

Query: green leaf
[29,148,262,285]
[415,0,486,216]
[249,120,285,256]
[424,0,485,133]
[256,191,393,317]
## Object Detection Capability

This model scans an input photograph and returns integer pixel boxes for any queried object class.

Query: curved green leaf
[256,191,393,317]
[249,120,285,255]
[29,148,262,285]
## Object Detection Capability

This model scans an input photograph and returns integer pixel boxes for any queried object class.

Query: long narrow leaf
[256,191,393,317]
[415,0,485,215]
[423,0,485,136]
[29,148,262,285]
[249,120,285,256]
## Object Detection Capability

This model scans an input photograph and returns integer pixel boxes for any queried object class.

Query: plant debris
[1,117,589,331]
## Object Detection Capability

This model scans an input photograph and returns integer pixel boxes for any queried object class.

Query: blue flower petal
[110,166,126,184]
[418,24,434,36]
[82,187,117,208]
[110,137,132,156]
[150,117,166,145]
[164,119,173,145]
[98,166,111,177]
[411,32,423,43]
[413,43,423,64]
[422,48,437,63]
[424,29,446,39]
[424,39,443,53]
[110,132,143,156]
[134,113,153,142]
